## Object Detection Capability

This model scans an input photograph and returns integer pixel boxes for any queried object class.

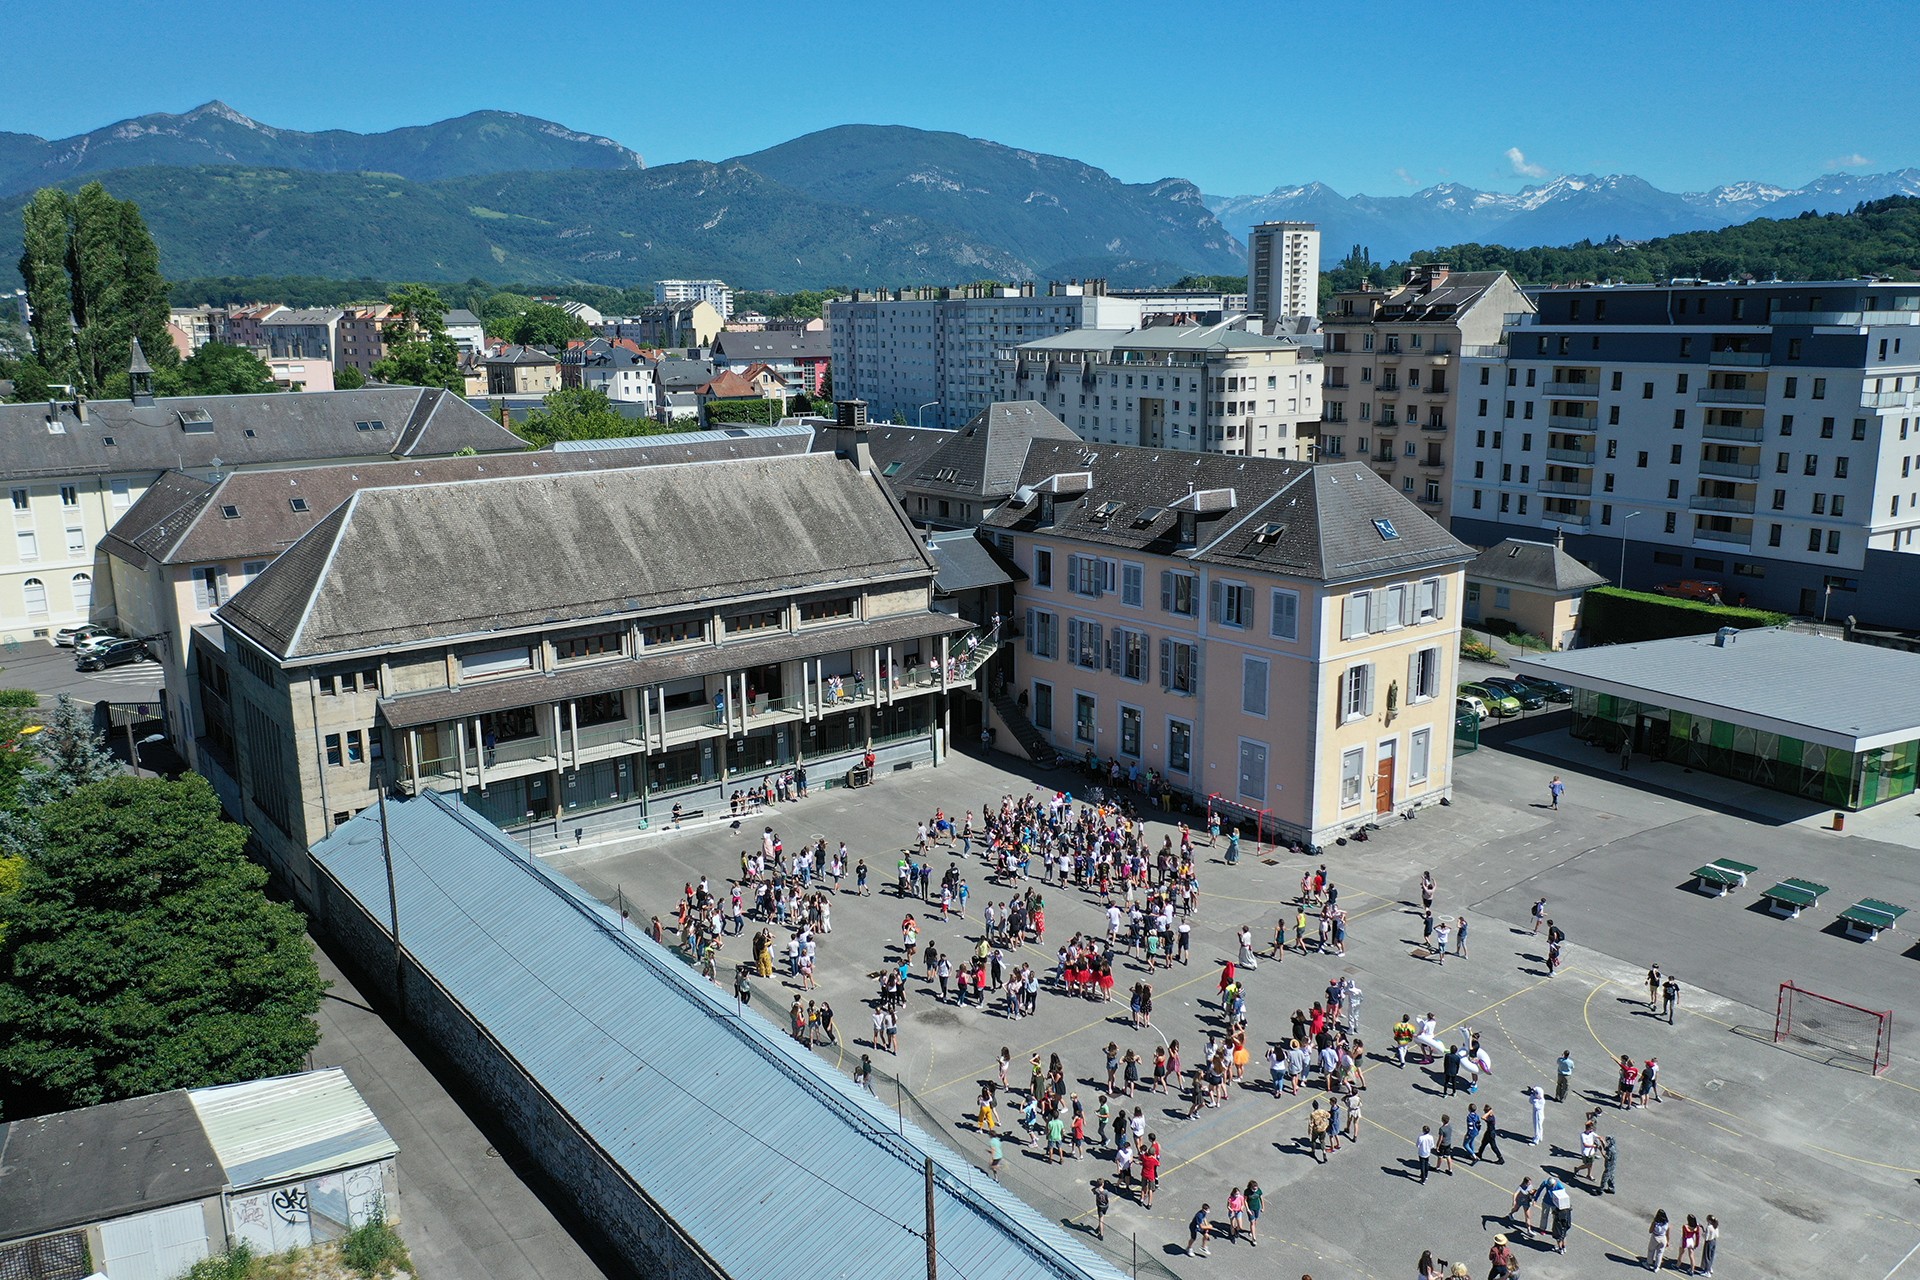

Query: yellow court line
[1706,1120,1743,1137]
[1578,980,1755,1128]
[1804,1143,1920,1175]
[1160,1095,1312,1176]
[1443,976,1551,1034]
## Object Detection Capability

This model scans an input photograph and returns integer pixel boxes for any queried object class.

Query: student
[1090,1179,1112,1240]
[1416,1125,1436,1182]
[1646,1209,1671,1271]
[1187,1204,1213,1257]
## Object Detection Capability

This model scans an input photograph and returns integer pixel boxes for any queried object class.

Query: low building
[983,445,1472,845]
[0,1068,397,1280]
[444,308,485,358]
[1512,627,1920,809]
[260,309,343,366]
[599,302,723,350]
[209,449,966,902]
[560,339,658,408]
[485,345,561,396]
[1462,535,1608,649]
[263,355,333,392]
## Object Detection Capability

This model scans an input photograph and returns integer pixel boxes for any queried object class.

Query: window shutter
[1362,663,1376,714]
[1091,561,1105,597]
[1271,590,1298,640]
[1025,609,1036,653]
[193,572,211,612]
[1210,579,1223,622]
[1160,570,1172,612]
[1244,658,1267,716]
[216,566,230,605]
[1067,556,1080,594]
[1107,631,1121,672]
[1341,593,1360,640]
[1089,623,1102,667]
[1066,618,1080,661]
[1160,638,1171,688]
[1408,651,1420,702]
[1433,579,1447,618]
[1400,585,1416,626]
[1047,613,1057,657]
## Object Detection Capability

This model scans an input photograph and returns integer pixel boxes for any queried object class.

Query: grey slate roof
[308,790,1127,1280]
[550,422,814,456]
[655,358,717,389]
[0,387,524,483]
[1464,538,1609,593]
[1511,628,1920,751]
[100,452,676,571]
[260,308,344,327]
[912,402,1083,499]
[814,423,956,484]
[484,345,558,367]
[0,1090,226,1239]
[928,528,1019,594]
[220,453,935,660]
[713,329,832,362]
[1371,271,1509,320]
[982,444,1473,583]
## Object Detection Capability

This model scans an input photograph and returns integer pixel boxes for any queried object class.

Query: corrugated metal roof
[310,793,1127,1280]
[188,1068,397,1192]
[550,422,815,453]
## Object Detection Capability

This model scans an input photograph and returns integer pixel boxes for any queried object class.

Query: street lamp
[1618,511,1643,588]
[129,732,165,779]
[917,400,940,429]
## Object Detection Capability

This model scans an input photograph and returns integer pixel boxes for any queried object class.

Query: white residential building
[1248,221,1321,326]
[654,279,735,320]
[828,281,1146,430]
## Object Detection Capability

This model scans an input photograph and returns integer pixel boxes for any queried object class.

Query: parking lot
[544,738,1920,1280]
[0,633,164,707]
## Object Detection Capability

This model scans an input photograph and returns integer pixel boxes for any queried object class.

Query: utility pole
[924,1156,936,1280]
[379,792,403,1005]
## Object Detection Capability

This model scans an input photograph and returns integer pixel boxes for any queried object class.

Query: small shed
[1463,535,1608,649]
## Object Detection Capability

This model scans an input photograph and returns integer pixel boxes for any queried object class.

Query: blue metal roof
[310,793,1126,1280]
[550,422,815,452]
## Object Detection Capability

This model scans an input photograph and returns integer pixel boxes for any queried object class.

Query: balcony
[1702,421,1764,442]
[1537,479,1593,496]
[1709,351,1770,367]
[1547,414,1599,432]
[1546,447,1596,464]
[1697,387,1767,404]
[1771,310,1920,326]
[1693,526,1753,547]
[1540,511,1591,528]
[1862,390,1914,409]
[1417,494,1445,508]
[1419,457,1447,471]
[1698,459,1760,479]
[1462,344,1508,359]
[1420,421,1448,432]
[1689,495,1756,514]
[1544,382,1601,398]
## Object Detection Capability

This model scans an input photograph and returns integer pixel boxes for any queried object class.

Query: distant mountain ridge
[0,101,645,194]
[1207,169,1920,259]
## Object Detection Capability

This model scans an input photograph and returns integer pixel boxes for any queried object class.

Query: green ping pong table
[1690,857,1759,897]
[1838,898,1908,942]
[1760,878,1829,919]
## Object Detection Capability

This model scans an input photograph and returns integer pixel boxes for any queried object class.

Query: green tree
[0,774,325,1116]
[510,303,591,348]
[333,363,366,390]
[66,183,179,395]
[370,284,462,392]
[179,343,282,396]
[17,188,74,385]
[513,386,667,449]
[1173,274,1248,293]
[21,695,119,807]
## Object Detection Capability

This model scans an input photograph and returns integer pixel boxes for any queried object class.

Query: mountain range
[1206,170,1920,261]
[0,105,1244,291]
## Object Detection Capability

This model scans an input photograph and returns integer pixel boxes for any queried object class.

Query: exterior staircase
[989,693,1058,767]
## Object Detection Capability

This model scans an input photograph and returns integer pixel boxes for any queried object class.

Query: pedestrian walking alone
[1531,897,1548,935]
[1416,1125,1436,1182]
[1526,1085,1546,1145]
[1555,1049,1575,1102]
[1187,1204,1213,1257]
[1478,1102,1505,1164]
[1548,775,1565,809]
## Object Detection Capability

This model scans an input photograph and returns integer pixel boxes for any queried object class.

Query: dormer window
[1178,512,1197,546]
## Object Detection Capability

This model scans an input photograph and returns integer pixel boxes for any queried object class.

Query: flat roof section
[1510,629,1920,752]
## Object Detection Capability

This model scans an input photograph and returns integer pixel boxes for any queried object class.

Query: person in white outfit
[1526,1085,1546,1145]
[1237,926,1259,969]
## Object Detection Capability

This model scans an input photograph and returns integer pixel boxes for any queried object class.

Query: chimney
[1417,263,1451,293]
[834,400,873,473]
[1554,527,1565,551]
[73,393,88,424]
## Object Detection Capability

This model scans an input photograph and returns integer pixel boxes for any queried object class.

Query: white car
[55,624,113,648]
[1456,694,1488,721]
[73,631,122,657]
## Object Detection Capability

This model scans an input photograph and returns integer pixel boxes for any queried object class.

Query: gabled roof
[0,387,524,483]
[485,345,559,367]
[219,453,936,660]
[811,423,956,483]
[1464,538,1610,593]
[713,329,832,361]
[911,402,1082,499]
[697,369,758,398]
[260,308,344,327]
[308,791,1126,1280]
[928,529,1021,593]
[982,445,1472,583]
[656,358,716,389]
[188,1068,397,1192]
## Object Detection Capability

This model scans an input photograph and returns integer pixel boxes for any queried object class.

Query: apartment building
[222,304,285,351]
[560,339,658,407]
[0,351,523,638]
[998,327,1321,458]
[655,279,735,319]
[982,444,1471,845]
[335,305,396,377]
[598,302,724,350]
[1247,221,1321,325]
[1322,266,1533,526]
[445,309,486,358]
[897,401,1082,530]
[1451,280,1920,624]
[713,329,833,394]
[209,451,967,903]
[827,281,1147,430]
[485,345,561,396]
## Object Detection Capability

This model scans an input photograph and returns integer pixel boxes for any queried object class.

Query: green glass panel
[1778,736,1804,767]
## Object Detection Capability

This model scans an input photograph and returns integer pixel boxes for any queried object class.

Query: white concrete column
[473,716,487,788]
[455,719,470,789]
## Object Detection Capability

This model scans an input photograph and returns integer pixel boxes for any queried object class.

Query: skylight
[220,505,241,520]
[1373,518,1400,540]
[289,498,309,513]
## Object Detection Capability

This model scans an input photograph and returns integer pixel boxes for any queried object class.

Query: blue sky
[2,0,1905,197]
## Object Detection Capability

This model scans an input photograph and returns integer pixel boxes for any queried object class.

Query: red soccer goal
[1775,982,1891,1076]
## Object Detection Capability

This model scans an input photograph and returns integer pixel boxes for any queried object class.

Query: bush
[1579,586,1789,646]
[341,1205,412,1278]
[1461,637,1499,663]
[179,1240,252,1280]
[0,690,38,708]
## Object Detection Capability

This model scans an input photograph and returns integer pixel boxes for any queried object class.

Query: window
[1812,378,1826,400]
[645,618,702,646]
[1668,479,1681,500]
[1067,618,1103,669]
[1828,529,1841,554]
[1670,445,1683,464]
[325,733,342,766]
[109,479,130,508]
[71,572,91,613]
[1611,371,1623,391]
[461,646,533,678]
[1664,513,1677,534]
[724,609,782,634]
[1781,415,1794,436]
[1340,662,1374,722]
[1410,646,1440,701]
[1852,418,1868,441]
[59,485,77,507]
[1340,747,1364,807]
[1075,694,1096,744]
[1603,473,1615,492]
[1835,457,1849,479]
[1121,563,1144,607]
[288,498,309,513]
[1409,728,1431,784]
[1473,491,1483,509]
[15,529,37,561]
[800,597,855,622]
[1788,338,1803,360]
[1213,580,1250,628]
[1813,494,1828,515]
[1242,656,1269,716]
[192,565,228,611]
[1809,528,1824,552]
[1340,590,1373,639]
[1161,570,1198,616]
[1673,409,1686,430]
[1609,406,1621,425]
[1270,588,1299,640]
[1068,555,1109,596]
[346,729,364,764]
[555,631,623,661]
[1636,452,1649,468]
[1032,682,1053,730]
[1776,452,1790,473]
[65,525,84,555]
[1119,705,1142,757]
[1820,417,1835,439]
[1606,440,1618,458]
[1026,609,1058,658]
[1783,377,1798,399]
[1116,629,1147,680]
[1034,548,1052,586]
[1168,719,1191,773]
[1832,495,1846,517]
[1159,638,1196,693]
[1772,489,1786,509]
[1804,454,1818,476]
[1769,524,1782,547]
[8,489,25,511]
[1601,504,1612,524]
[1654,550,1682,566]
[1641,382,1654,400]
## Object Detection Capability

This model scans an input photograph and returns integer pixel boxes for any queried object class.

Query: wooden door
[1375,750,1395,815]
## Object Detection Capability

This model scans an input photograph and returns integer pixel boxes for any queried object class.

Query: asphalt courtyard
[548,731,1920,1280]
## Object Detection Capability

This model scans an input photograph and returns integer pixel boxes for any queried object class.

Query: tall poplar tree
[16,188,75,386]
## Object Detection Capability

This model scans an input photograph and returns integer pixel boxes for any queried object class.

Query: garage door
[97,1202,208,1280]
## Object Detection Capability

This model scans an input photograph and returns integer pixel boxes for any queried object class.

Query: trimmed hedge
[0,690,38,708]
[1579,587,1789,646]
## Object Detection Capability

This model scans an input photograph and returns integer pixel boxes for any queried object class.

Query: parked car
[76,639,151,671]
[55,624,113,648]
[1481,676,1546,711]
[1655,579,1723,603]
[73,631,122,657]
[1456,694,1488,721]
[1460,681,1521,717]
[1511,674,1574,704]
